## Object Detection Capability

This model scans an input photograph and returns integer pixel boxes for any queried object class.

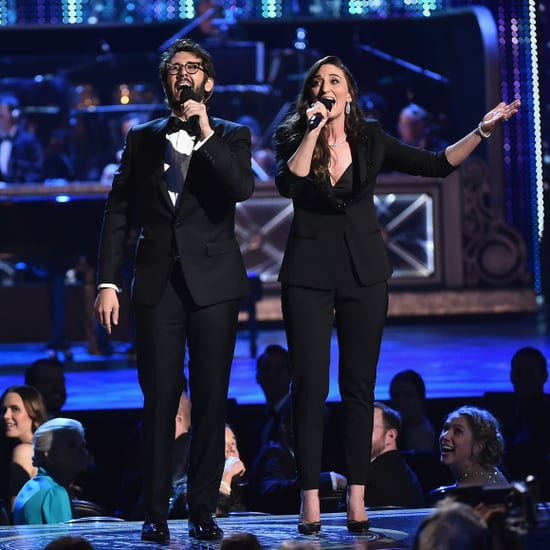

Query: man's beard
[168,85,205,111]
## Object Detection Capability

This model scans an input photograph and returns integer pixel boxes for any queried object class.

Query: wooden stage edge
[253,288,539,322]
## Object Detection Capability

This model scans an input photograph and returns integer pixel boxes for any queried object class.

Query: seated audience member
[389,369,436,452]
[245,404,346,514]
[24,358,67,418]
[0,385,48,513]
[362,402,424,508]
[0,91,44,183]
[247,344,292,462]
[44,536,95,550]
[494,347,550,498]
[412,497,492,550]
[396,102,449,151]
[217,424,247,516]
[169,423,247,518]
[437,406,509,491]
[219,532,262,550]
[13,418,89,524]
[278,543,318,550]
[120,388,192,520]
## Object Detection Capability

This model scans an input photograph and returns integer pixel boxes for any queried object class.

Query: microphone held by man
[179,86,201,137]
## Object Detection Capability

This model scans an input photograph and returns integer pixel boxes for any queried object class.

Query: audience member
[219,532,262,550]
[362,402,424,508]
[217,424,247,516]
[412,497,492,550]
[389,369,436,452]
[13,418,89,524]
[496,347,550,499]
[244,344,291,463]
[0,385,48,513]
[44,536,95,550]
[277,543,318,550]
[396,102,448,151]
[119,387,192,520]
[246,404,346,514]
[24,358,67,418]
[438,406,509,488]
[0,91,44,183]
[169,423,248,518]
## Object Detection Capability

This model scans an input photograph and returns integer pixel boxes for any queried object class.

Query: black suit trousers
[282,243,388,489]
[134,262,241,521]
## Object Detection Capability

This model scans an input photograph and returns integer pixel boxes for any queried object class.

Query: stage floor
[0,510,430,549]
[0,315,549,411]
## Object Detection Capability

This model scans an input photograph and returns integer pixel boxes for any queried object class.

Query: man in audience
[24,358,67,418]
[238,344,292,465]
[256,345,292,448]
[499,347,550,499]
[363,402,424,508]
[245,403,346,514]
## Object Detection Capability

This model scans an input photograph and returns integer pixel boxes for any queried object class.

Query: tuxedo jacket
[97,115,255,307]
[365,450,425,508]
[275,119,456,289]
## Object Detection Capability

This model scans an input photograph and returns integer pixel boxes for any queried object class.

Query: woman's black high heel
[298,521,321,535]
[346,519,370,533]
[346,486,370,533]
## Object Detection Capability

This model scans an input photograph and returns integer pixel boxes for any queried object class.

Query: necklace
[458,469,500,484]
[328,137,347,147]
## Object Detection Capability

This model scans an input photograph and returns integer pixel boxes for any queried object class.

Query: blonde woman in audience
[1,385,48,512]
[439,406,509,486]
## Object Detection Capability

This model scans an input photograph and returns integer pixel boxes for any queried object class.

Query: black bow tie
[167,117,195,135]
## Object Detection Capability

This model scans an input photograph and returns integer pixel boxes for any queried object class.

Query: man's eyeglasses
[166,62,205,75]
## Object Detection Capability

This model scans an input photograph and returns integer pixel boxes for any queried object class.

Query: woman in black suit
[273,55,519,535]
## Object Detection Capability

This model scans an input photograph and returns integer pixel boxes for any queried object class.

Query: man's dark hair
[511,346,547,375]
[158,38,216,82]
[24,358,65,386]
[374,401,402,433]
[256,344,290,372]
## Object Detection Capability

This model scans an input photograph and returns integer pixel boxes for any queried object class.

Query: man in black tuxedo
[94,38,254,542]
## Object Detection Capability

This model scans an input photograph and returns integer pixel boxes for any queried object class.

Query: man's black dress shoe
[141,520,170,542]
[188,516,224,541]
[347,519,370,533]
[297,521,321,535]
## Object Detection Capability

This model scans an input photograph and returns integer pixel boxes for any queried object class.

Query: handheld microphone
[308,97,335,130]
[179,86,201,136]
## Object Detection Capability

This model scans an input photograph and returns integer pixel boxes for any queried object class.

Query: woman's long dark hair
[274,55,366,182]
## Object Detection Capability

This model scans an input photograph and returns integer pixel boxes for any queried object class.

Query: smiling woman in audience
[1,385,48,513]
[439,406,509,486]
